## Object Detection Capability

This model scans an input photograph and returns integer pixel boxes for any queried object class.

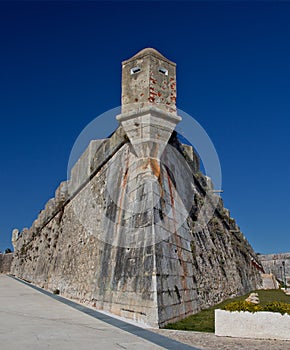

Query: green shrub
[223,301,262,313]
[263,302,290,315]
[223,300,290,315]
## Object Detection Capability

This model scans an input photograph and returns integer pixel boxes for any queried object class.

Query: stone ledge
[116,105,181,123]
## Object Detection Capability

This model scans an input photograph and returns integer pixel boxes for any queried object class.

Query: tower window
[130,66,141,75]
[159,67,168,76]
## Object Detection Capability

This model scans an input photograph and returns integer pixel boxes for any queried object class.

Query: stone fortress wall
[11,48,262,328]
[0,253,13,274]
[259,253,290,285]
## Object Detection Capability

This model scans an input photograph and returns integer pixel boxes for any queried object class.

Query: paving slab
[0,275,198,350]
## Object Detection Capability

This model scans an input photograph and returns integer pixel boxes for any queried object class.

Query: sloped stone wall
[11,125,262,327]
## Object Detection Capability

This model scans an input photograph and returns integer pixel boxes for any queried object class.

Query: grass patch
[256,289,290,305]
[164,289,290,333]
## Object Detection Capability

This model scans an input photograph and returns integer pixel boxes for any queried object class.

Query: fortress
[10,48,262,327]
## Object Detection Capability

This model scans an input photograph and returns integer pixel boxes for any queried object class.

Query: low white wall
[215,309,290,340]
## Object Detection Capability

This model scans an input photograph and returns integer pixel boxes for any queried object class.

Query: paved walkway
[0,275,196,350]
[1,275,290,350]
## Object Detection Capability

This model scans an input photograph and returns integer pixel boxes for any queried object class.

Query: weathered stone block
[215,309,290,340]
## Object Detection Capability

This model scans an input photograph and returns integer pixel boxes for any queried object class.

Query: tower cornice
[122,48,176,66]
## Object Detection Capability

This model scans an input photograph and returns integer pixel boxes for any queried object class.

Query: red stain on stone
[150,158,160,179]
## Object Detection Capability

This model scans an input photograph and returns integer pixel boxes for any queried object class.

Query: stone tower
[118,48,181,161]
[11,48,262,328]
[121,48,176,114]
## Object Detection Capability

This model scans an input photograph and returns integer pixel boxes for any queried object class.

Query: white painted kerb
[215,309,290,340]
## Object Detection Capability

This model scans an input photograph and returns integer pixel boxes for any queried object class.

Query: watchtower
[121,48,177,114]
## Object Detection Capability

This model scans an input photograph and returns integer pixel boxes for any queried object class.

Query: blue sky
[0,1,289,254]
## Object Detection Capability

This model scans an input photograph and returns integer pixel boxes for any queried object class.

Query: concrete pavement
[0,275,198,350]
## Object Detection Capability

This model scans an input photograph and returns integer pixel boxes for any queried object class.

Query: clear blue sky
[0,1,289,254]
